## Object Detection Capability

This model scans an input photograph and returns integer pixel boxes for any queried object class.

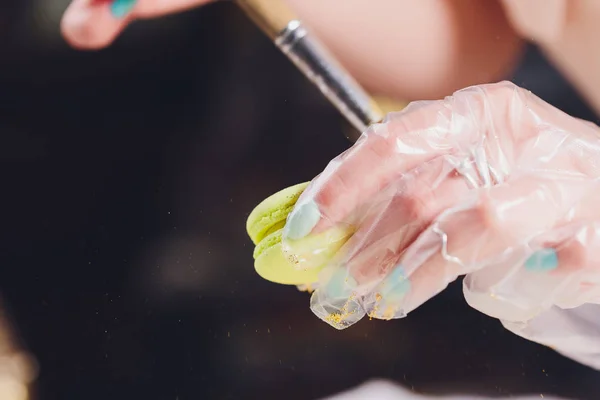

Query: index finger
[284,81,592,241]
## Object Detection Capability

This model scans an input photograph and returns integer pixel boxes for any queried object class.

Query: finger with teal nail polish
[310,270,365,330]
[309,266,365,329]
[111,0,137,18]
[284,200,321,240]
[371,266,411,319]
[524,248,558,272]
[381,270,411,302]
[324,267,357,299]
[310,289,366,330]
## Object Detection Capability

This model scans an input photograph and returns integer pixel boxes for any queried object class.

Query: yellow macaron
[246,182,352,285]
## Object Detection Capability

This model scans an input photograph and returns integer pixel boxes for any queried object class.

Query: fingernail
[110,0,137,18]
[380,266,411,302]
[324,268,357,299]
[284,200,321,240]
[372,266,411,319]
[524,248,558,272]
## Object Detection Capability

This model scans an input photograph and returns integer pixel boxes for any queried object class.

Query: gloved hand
[281,81,600,370]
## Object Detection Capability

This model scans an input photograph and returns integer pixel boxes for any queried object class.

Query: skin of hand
[500,0,600,119]
[281,81,600,368]
[61,0,523,101]
[61,1,600,110]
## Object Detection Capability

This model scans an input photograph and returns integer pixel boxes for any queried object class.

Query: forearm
[501,0,600,115]
[284,0,523,100]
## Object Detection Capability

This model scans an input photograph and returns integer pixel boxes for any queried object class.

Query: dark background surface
[1,2,600,399]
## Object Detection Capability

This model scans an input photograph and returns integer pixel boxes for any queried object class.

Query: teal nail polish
[387,266,407,283]
[284,200,321,240]
[111,0,137,18]
[524,248,558,272]
[325,268,356,298]
[380,266,411,302]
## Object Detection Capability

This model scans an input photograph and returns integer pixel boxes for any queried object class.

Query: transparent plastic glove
[321,380,566,400]
[281,81,600,369]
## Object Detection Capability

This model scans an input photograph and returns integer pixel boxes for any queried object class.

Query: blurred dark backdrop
[1,1,599,399]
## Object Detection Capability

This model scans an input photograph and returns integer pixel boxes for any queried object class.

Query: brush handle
[236,0,384,136]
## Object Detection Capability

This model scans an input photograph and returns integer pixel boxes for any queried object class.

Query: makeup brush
[235,0,386,138]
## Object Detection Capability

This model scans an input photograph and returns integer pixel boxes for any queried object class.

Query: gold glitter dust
[382,305,396,320]
[368,306,378,320]
[297,283,315,293]
[325,313,344,326]
[367,293,385,320]
[325,297,356,328]
[287,254,299,265]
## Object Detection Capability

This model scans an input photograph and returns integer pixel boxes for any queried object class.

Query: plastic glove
[281,81,600,370]
[321,380,565,400]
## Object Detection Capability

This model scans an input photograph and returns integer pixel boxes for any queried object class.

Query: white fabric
[322,380,566,400]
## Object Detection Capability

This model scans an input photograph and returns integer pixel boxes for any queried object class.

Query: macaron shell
[255,240,322,285]
[282,225,354,270]
[253,228,284,260]
[248,182,353,286]
[246,182,310,245]
[253,225,354,285]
